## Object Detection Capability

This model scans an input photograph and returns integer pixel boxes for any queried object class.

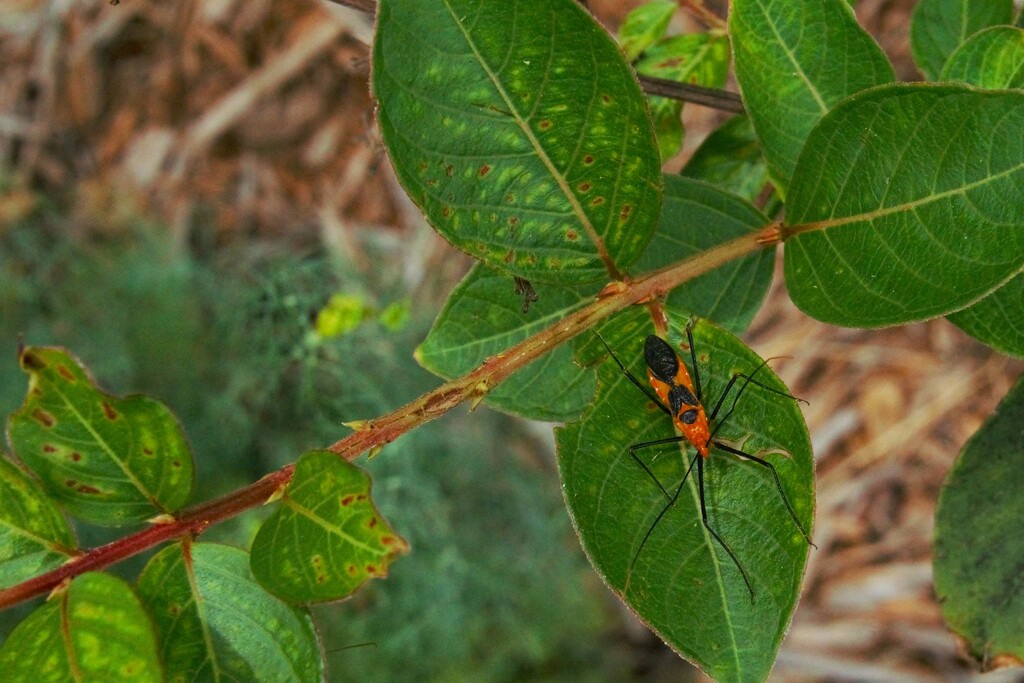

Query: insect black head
[644,335,679,385]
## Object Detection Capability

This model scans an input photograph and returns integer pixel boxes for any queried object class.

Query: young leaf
[680,115,773,206]
[416,264,596,422]
[635,32,731,160]
[730,0,894,193]
[250,450,408,603]
[617,0,677,63]
[785,84,1024,327]
[632,175,774,334]
[556,311,814,683]
[910,0,1015,80]
[137,542,324,682]
[934,376,1024,669]
[372,0,663,285]
[7,346,195,525]
[941,26,1024,89]
[0,572,161,682]
[0,455,78,590]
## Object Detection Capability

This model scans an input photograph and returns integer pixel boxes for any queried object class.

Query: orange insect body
[643,335,710,457]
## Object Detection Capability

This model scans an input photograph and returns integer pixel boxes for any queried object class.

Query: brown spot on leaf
[659,58,683,69]
[479,164,491,177]
[601,94,612,104]
[21,350,46,370]
[347,564,357,575]
[101,402,118,420]
[57,365,75,381]
[508,216,519,227]
[620,204,632,222]
[341,495,355,506]
[32,409,55,428]
[538,119,552,130]
[417,161,429,173]
[591,196,605,206]
[504,194,516,204]
[566,229,578,241]
[143,447,154,456]
[70,452,82,462]
[504,251,515,263]
[76,484,102,494]
[172,460,181,468]
[578,181,591,192]
[366,564,380,576]
[43,444,56,453]
[367,518,378,529]
[441,206,451,218]
[65,479,77,487]
[445,164,454,177]
[381,535,399,546]
[583,155,594,165]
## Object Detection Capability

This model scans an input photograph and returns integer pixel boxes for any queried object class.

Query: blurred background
[1,0,1022,680]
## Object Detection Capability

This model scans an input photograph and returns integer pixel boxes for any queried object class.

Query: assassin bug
[598,322,813,601]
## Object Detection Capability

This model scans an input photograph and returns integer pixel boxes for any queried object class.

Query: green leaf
[250,450,408,603]
[7,347,195,525]
[373,0,663,285]
[910,0,1015,80]
[617,0,677,62]
[137,542,324,682]
[635,32,731,160]
[947,275,1024,358]
[0,455,77,590]
[941,26,1024,89]
[785,84,1024,327]
[730,0,894,193]
[632,175,774,334]
[934,376,1024,668]
[937,28,1024,357]
[416,265,595,422]
[0,572,161,682]
[680,115,773,206]
[556,311,814,683]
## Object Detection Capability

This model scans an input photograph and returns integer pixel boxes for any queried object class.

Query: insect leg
[629,436,687,500]
[697,455,756,602]
[713,441,815,547]
[707,359,806,428]
[595,333,671,418]
[625,451,700,593]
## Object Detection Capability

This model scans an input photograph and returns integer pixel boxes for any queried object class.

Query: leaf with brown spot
[0,573,161,681]
[373,0,662,284]
[0,455,78,590]
[250,450,408,604]
[7,346,195,525]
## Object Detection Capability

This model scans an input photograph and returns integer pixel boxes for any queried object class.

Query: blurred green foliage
[0,194,652,681]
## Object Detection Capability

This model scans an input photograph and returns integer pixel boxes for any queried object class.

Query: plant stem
[0,228,775,610]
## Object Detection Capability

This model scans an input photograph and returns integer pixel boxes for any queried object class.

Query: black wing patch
[644,335,679,385]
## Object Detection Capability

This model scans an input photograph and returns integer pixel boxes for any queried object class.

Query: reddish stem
[0,229,775,610]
